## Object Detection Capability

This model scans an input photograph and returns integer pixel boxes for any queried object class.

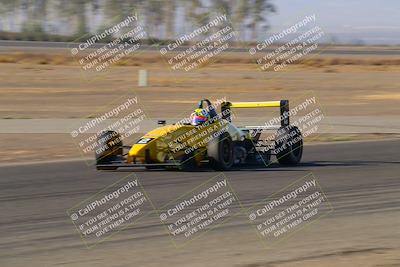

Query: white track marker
[138,69,148,87]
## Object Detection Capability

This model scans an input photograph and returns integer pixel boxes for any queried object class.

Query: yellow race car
[95,99,303,171]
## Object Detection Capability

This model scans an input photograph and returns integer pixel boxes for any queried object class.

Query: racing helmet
[190,108,209,125]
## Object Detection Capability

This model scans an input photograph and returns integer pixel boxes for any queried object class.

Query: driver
[190,108,210,126]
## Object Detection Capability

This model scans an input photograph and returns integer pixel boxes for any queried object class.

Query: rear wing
[221,100,290,127]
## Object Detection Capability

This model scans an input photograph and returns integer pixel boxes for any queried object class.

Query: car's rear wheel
[95,130,122,170]
[275,126,303,165]
[207,132,234,170]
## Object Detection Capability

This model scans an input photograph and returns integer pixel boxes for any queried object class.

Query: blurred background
[0,0,277,43]
[1,0,400,44]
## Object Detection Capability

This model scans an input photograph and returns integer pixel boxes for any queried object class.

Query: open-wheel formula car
[95,99,303,171]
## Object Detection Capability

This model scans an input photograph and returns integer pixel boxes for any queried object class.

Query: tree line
[0,0,276,41]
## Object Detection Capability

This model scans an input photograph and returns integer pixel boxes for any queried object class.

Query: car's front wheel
[95,130,122,170]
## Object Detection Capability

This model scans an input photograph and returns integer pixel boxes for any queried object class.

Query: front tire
[95,130,122,170]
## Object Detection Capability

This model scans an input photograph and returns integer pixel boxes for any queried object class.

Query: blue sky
[268,0,400,44]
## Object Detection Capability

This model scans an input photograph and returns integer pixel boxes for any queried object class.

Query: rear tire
[207,132,234,171]
[95,130,122,170]
[275,126,303,165]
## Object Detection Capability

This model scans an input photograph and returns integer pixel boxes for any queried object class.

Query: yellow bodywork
[228,101,281,108]
[127,121,229,164]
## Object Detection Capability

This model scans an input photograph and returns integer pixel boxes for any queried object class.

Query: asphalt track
[0,140,399,266]
[1,40,400,55]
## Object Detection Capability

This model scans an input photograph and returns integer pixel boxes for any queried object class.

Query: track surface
[0,140,399,267]
[1,40,400,55]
